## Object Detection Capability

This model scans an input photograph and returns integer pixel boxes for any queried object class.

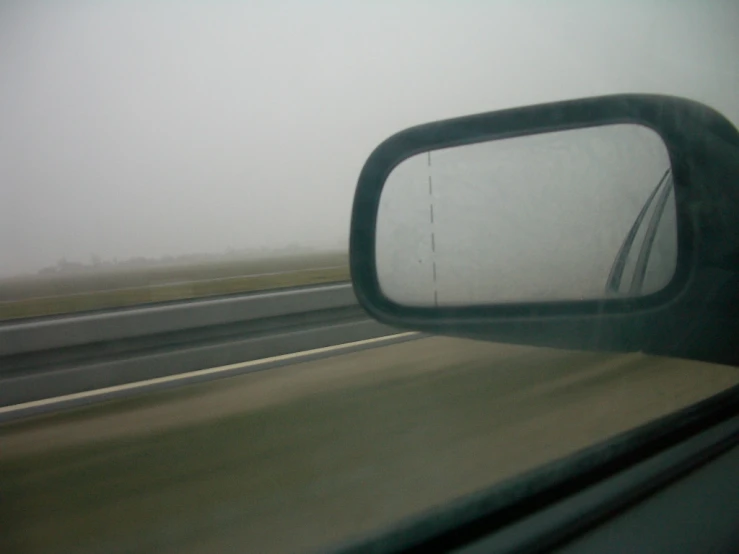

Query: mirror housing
[349,94,739,366]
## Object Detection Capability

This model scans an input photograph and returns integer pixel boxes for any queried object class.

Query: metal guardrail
[0,283,404,410]
[0,283,356,358]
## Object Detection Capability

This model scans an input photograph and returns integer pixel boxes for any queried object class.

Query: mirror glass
[375,123,678,307]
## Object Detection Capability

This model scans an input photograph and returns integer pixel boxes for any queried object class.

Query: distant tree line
[36,244,346,276]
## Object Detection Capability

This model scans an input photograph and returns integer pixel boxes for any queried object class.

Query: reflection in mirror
[375,124,677,307]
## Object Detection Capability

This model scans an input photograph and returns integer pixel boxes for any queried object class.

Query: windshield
[1,3,738,554]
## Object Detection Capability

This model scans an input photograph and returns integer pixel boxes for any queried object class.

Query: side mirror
[349,95,739,364]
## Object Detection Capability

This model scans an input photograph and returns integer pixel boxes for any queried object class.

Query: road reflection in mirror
[376,124,678,307]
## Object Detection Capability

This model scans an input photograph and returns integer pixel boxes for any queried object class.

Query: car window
[1,3,738,554]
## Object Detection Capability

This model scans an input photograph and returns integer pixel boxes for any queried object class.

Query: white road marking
[0,332,418,415]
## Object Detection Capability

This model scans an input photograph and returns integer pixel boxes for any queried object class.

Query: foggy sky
[1,1,738,277]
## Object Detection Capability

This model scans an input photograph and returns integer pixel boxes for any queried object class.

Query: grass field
[2,338,738,553]
[0,253,349,320]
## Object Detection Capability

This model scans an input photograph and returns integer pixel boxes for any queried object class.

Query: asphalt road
[2,336,738,554]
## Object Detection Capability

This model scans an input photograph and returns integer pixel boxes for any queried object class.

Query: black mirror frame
[350,94,739,333]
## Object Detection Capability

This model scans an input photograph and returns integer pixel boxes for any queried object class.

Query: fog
[1,1,738,277]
